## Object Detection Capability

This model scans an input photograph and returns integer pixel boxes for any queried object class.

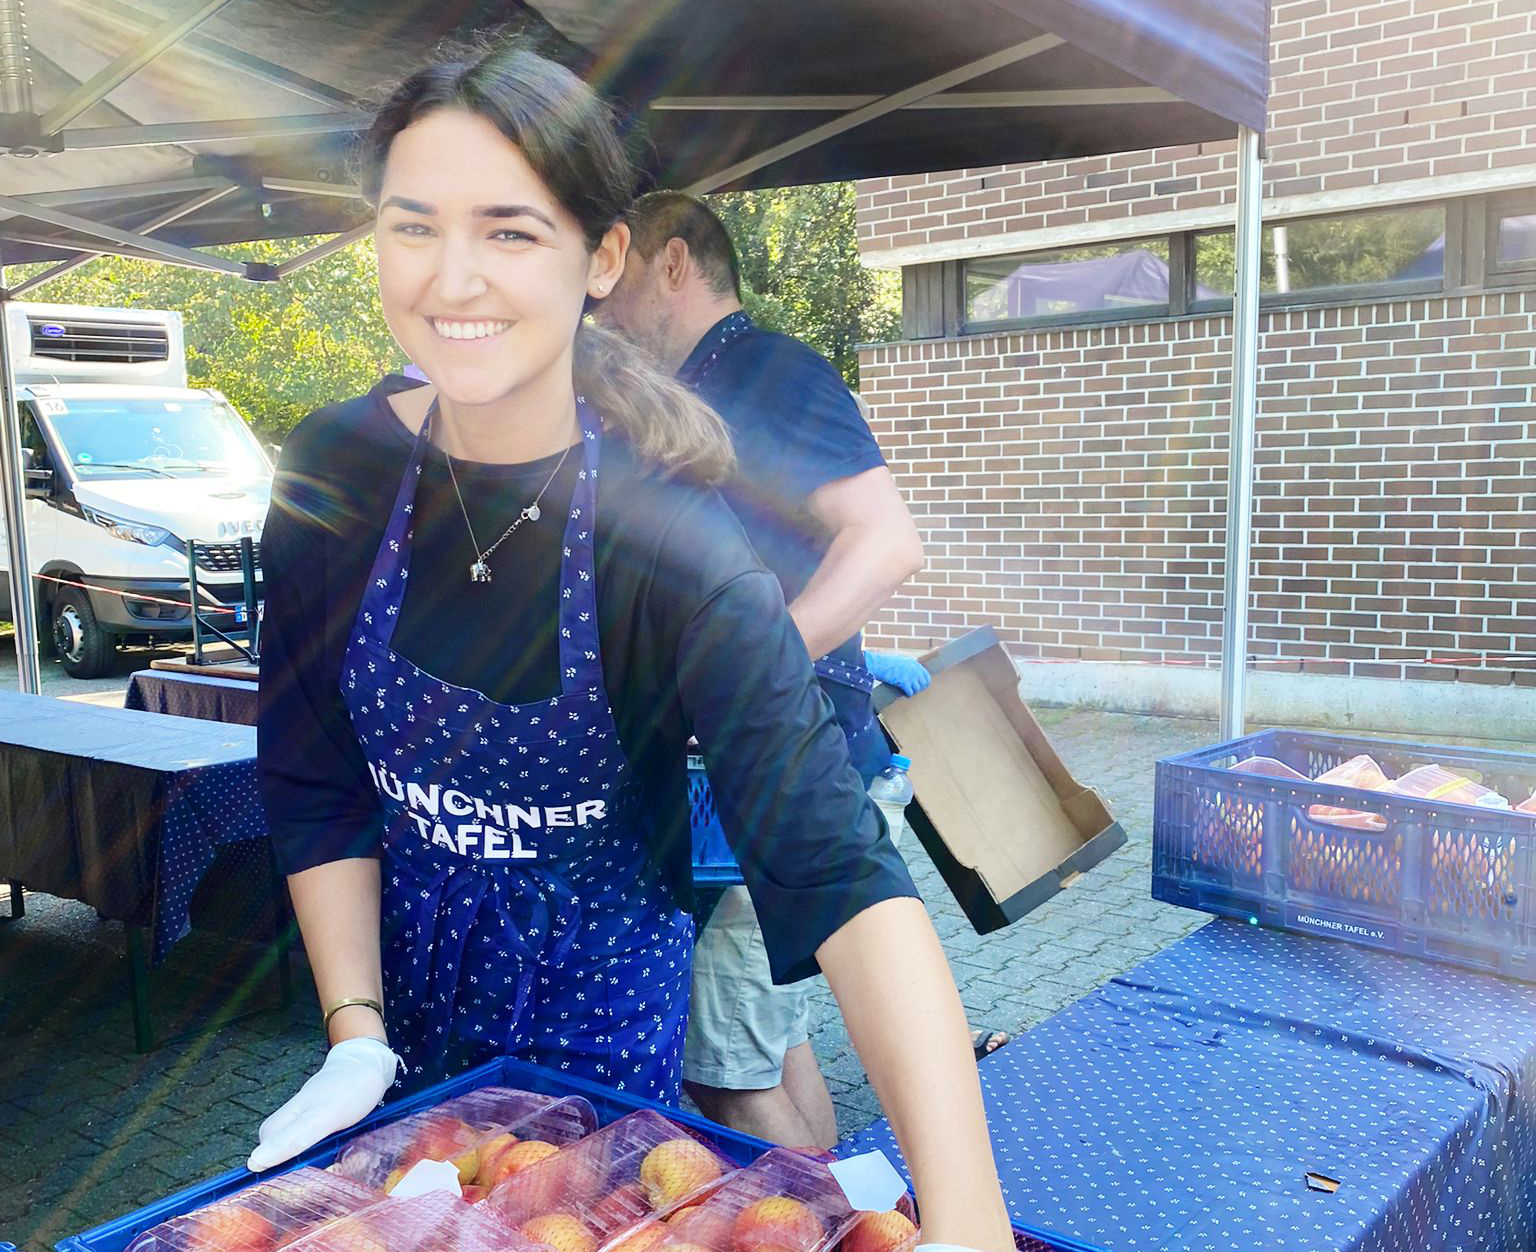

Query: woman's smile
[428,317,514,342]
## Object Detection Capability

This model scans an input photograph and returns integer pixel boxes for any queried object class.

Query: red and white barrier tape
[31,571,247,617]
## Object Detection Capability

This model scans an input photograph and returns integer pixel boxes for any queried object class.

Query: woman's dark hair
[361,46,734,483]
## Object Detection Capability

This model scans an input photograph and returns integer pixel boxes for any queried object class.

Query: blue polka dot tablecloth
[0,691,269,964]
[840,918,1536,1252]
[125,669,259,726]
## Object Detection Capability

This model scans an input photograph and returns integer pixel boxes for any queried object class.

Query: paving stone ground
[2,706,1529,1250]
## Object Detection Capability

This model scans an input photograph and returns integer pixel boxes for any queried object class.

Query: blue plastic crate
[1153,728,1536,979]
[56,1057,772,1252]
[688,754,743,887]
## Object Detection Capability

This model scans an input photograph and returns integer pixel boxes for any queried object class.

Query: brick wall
[860,290,1536,687]
[857,0,1536,263]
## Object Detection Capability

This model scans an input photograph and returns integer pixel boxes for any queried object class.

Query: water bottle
[869,754,914,848]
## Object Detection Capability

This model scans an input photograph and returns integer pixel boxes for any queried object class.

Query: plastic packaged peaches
[124,1092,920,1252]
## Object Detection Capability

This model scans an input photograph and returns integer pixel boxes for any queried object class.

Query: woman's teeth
[431,318,511,340]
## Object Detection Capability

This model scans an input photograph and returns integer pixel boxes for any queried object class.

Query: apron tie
[399,857,582,1050]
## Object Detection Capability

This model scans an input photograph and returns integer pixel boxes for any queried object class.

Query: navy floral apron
[340,400,692,1101]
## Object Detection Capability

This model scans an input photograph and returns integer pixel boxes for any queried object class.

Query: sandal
[971,1026,1010,1059]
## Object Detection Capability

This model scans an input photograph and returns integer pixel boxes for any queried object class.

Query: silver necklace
[435,408,575,583]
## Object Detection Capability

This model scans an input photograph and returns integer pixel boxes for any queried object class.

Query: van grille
[194,542,263,573]
[27,317,170,364]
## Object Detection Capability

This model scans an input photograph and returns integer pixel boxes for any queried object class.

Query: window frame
[921,193,1535,340]
[958,236,1177,334]
[1482,190,1536,287]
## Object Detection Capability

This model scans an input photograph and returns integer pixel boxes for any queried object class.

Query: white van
[1,303,272,677]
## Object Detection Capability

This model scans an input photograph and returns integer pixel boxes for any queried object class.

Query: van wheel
[52,591,117,679]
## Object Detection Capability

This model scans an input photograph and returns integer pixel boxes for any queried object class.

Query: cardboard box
[874,626,1125,933]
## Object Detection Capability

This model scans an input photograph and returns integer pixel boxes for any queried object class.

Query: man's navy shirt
[679,312,889,782]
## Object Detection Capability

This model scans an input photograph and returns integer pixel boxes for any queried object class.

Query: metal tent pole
[0,281,41,694]
[1219,125,1264,739]
[0,0,39,692]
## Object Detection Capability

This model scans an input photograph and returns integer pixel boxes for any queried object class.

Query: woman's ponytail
[573,322,735,484]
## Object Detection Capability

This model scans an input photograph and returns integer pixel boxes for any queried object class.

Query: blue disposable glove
[864,650,932,697]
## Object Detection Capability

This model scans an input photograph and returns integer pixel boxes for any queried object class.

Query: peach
[607,1220,673,1252]
[732,1197,824,1252]
[481,1137,562,1187]
[841,1211,917,1252]
[523,1213,600,1252]
[640,1139,726,1210]
[183,1205,278,1252]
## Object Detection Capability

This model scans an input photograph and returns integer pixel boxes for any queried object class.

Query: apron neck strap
[358,396,607,697]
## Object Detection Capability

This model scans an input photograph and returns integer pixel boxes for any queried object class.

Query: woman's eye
[392,222,433,237]
[492,229,536,244]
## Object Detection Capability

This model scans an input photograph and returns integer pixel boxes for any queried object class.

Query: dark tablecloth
[125,669,259,726]
[0,692,268,963]
[841,918,1536,1252]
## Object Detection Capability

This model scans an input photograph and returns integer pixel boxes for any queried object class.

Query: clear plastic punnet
[331,1088,598,1197]
[1307,754,1393,830]
[483,1109,735,1247]
[1227,756,1307,781]
[124,1167,380,1252]
[283,1191,546,1252]
[1382,764,1508,808]
[604,1146,917,1252]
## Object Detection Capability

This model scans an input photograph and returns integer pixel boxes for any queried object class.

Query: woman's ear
[589,221,629,299]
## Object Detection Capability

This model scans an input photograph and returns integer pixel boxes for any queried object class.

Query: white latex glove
[247,1037,401,1172]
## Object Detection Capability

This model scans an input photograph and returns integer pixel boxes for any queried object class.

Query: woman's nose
[435,234,490,304]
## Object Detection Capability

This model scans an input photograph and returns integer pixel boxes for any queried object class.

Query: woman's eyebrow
[474,204,558,230]
[381,195,435,214]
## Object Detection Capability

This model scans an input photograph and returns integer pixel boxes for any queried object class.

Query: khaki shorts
[682,796,907,1090]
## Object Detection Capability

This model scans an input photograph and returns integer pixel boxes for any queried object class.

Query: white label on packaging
[388,1158,463,1199]
[828,1150,908,1212]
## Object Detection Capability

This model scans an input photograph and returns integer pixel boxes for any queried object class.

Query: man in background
[601,192,992,1148]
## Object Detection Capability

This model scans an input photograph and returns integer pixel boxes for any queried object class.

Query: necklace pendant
[469,560,492,583]
[524,502,541,523]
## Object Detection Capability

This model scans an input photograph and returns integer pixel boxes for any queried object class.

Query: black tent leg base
[4,880,22,919]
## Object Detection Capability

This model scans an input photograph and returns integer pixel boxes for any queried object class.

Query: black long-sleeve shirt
[256,376,915,982]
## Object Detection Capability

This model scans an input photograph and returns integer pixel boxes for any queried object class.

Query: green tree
[7,237,402,440]
[709,182,900,385]
[7,180,896,432]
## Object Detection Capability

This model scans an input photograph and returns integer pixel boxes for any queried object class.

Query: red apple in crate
[183,1205,278,1252]
[733,1197,824,1252]
[640,1139,726,1209]
[841,1211,917,1252]
[523,1212,600,1252]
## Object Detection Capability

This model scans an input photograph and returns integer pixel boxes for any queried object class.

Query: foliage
[6,238,401,440]
[5,182,897,436]
[708,182,901,385]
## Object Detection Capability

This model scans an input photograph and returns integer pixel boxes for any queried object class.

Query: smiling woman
[251,43,1011,1252]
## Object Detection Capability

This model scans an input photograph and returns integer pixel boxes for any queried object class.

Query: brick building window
[1192,203,1445,303]
[1487,193,1536,280]
[905,195,1534,341]
[964,238,1172,326]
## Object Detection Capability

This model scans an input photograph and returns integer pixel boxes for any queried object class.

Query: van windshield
[42,397,270,479]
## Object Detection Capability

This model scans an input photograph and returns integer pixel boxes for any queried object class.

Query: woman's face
[374,108,624,412]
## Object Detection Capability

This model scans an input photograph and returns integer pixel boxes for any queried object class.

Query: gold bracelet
[323,997,386,1036]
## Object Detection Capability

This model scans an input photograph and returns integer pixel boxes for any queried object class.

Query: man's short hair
[625,191,742,299]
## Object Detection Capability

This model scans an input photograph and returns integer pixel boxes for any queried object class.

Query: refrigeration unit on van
[1,302,272,678]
